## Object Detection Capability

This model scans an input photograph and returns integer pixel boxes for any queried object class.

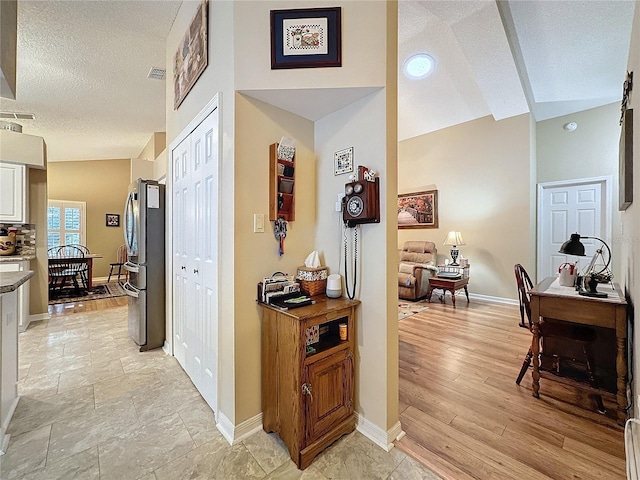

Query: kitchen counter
[0,254,36,263]
[0,270,34,294]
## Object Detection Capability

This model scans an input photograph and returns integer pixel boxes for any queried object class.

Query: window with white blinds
[47,200,86,249]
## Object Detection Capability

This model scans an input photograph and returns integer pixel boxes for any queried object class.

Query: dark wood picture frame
[106,214,120,227]
[270,7,341,69]
[398,190,439,229]
[619,108,633,211]
[173,0,208,109]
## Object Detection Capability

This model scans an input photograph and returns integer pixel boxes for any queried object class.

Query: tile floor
[1,304,441,479]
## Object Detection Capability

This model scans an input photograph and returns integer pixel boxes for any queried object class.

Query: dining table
[48,253,103,292]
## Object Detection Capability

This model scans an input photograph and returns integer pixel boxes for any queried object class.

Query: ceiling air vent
[147,67,166,80]
[0,121,23,133]
[0,112,35,120]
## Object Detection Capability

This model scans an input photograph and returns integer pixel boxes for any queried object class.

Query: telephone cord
[344,225,358,300]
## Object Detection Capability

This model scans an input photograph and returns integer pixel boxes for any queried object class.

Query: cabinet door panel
[305,349,353,444]
[0,163,26,223]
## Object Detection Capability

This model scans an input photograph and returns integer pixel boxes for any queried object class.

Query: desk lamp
[443,231,465,266]
[559,233,613,297]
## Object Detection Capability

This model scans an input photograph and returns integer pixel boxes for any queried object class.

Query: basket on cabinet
[296,266,328,296]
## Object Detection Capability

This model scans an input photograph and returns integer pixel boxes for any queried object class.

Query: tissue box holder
[296,266,328,296]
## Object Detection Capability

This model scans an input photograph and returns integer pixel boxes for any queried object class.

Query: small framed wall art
[334,147,354,175]
[106,214,120,227]
[270,7,342,69]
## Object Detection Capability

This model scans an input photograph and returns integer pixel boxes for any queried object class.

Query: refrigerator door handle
[122,281,141,298]
[124,261,140,273]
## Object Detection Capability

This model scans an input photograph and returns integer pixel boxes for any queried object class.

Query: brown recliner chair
[398,241,438,301]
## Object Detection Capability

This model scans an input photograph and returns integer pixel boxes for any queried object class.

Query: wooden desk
[529,277,628,425]
[48,254,102,292]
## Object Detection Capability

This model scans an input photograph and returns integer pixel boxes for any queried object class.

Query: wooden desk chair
[514,264,605,412]
[48,245,86,298]
[108,244,128,283]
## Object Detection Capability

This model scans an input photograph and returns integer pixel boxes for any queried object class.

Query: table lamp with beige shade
[443,231,465,266]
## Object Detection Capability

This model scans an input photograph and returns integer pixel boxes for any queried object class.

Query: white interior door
[171,105,219,413]
[538,177,610,281]
[172,136,190,367]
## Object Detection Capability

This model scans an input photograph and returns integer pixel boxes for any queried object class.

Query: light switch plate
[254,214,264,233]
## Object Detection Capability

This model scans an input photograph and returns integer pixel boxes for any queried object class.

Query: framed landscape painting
[398,190,438,229]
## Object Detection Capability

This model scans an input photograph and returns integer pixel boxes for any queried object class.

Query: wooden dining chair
[514,263,605,412]
[67,244,90,288]
[48,245,86,297]
[108,244,128,283]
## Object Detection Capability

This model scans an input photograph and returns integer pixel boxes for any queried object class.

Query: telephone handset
[342,178,380,228]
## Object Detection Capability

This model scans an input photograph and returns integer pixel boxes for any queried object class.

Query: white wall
[315,89,395,433]
[234,1,386,90]
[622,4,639,418]
[536,104,622,280]
[165,0,237,424]
[166,0,397,438]
[537,103,621,184]
[398,114,534,300]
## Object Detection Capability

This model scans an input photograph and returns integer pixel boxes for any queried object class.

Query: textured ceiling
[398,0,635,141]
[0,0,181,162]
[0,1,635,161]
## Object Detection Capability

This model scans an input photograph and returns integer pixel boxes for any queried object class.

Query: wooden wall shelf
[269,143,295,221]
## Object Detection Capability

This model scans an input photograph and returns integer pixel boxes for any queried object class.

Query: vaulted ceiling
[0,1,634,161]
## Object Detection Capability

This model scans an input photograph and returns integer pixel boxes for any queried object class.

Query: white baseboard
[21,312,50,332]
[162,341,171,356]
[468,293,518,306]
[0,396,20,455]
[216,411,263,446]
[356,414,404,452]
[0,430,9,455]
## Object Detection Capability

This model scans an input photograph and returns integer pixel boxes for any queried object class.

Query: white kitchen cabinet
[0,288,18,454]
[0,163,27,223]
[0,261,30,331]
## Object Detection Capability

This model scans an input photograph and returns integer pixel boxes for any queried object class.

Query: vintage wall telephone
[342,177,380,227]
[341,175,380,299]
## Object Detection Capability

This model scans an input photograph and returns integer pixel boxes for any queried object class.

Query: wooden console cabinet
[260,296,360,469]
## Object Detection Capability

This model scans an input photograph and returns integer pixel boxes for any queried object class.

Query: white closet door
[172,136,190,367]
[199,112,219,409]
[171,106,219,413]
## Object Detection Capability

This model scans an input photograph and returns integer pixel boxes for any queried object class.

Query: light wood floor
[48,296,128,317]
[396,296,626,480]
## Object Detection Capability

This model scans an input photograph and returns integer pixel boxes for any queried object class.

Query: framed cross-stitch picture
[270,7,341,69]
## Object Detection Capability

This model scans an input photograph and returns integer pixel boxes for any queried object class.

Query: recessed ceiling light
[402,53,435,79]
[563,122,578,131]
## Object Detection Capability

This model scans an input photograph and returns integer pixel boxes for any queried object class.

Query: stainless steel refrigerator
[122,178,166,351]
